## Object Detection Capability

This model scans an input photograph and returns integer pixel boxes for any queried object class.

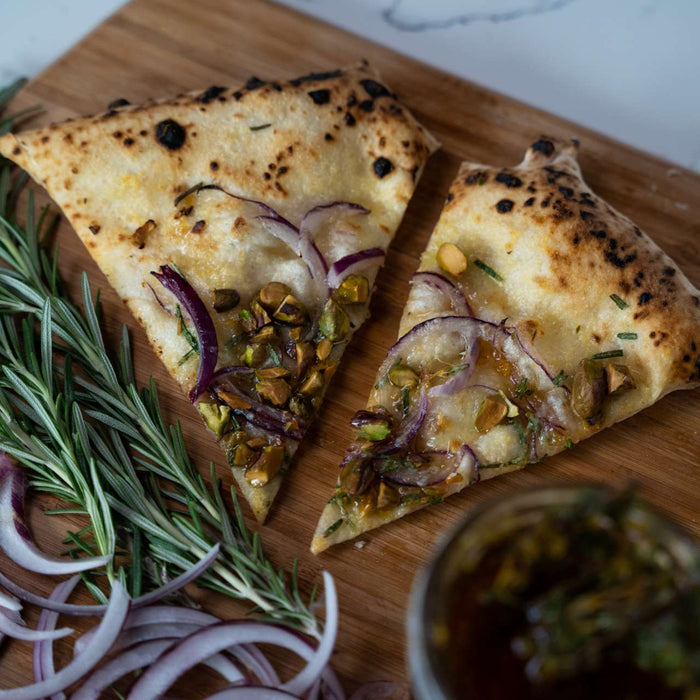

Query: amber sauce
[433,545,682,700]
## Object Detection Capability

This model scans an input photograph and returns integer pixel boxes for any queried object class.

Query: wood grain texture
[1,0,699,694]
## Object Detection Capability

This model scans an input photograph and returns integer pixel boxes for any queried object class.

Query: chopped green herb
[515,377,532,397]
[401,386,410,418]
[323,518,345,537]
[526,412,542,435]
[592,349,624,360]
[510,418,528,445]
[269,346,282,366]
[473,258,504,282]
[174,182,205,207]
[427,494,443,506]
[443,362,469,377]
[400,491,425,506]
[176,305,199,353]
[239,309,253,320]
[610,293,628,310]
[553,370,568,386]
[178,348,197,366]
[170,261,186,279]
[250,123,272,131]
[617,332,638,340]
[565,438,574,449]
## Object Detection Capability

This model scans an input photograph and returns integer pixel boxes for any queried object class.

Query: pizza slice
[312,135,700,552]
[0,63,438,522]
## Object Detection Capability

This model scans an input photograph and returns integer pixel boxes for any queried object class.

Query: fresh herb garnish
[401,386,410,418]
[515,377,532,397]
[617,332,638,340]
[565,439,574,449]
[592,349,624,360]
[324,518,345,537]
[610,293,628,310]
[553,370,568,386]
[443,362,469,377]
[473,258,504,282]
[510,418,528,445]
[176,304,199,353]
[526,412,542,435]
[250,123,272,131]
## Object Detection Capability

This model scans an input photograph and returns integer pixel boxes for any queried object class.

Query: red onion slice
[152,265,219,402]
[513,328,570,392]
[258,216,301,253]
[412,272,471,316]
[3,581,130,700]
[374,388,428,456]
[378,446,476,488]
[0,608,72,643]
[0,590,21,612]
[0,542,219,617]
[206,688,300,699]
[128,572,337,699]
[0,459,112,575]
[326,248,385,290]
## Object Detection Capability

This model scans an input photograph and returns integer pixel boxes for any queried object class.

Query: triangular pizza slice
[312,136,700,552]
[0,63,438,522]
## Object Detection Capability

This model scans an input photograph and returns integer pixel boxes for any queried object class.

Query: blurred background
[0,0,698,171]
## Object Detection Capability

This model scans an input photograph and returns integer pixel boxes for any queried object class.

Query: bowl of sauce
[408,485,700,699]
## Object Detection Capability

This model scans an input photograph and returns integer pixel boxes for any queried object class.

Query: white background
[1,0,698,171]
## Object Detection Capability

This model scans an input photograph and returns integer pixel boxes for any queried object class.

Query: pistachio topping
[217,391,252,411]
[250,299,271,328]
[377,481,400,509]
[246,445,285,488]
[389,364,419,388]
[358,418,391,442]
[316,338,332,361]
[605,363,636,394]
[258,281,292,310]
[251,325,279,345]
[572,359,607,422]
[197,402,231,437]
[244,343,268,367]
[273,294,308,325]
[299,370,325,396]
[255,366,291,381]
[295,341,316,377]
[231,442,254,467]
[475,394,509,433]
[212,288,240,313]
[335,274,369,304]
[256,377,291,406]
[319,299,350,341]
[437,242,467,276]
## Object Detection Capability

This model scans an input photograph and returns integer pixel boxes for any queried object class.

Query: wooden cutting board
[3,0,699,694]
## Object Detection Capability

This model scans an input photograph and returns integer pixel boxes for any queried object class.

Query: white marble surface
[1,0,698,171]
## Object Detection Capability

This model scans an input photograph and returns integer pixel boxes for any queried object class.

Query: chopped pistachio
[359,419,391,442]
[273,294,308,325]
[289,394,312,418]
[132,219,156,248]
[255,366,291,381]
[245,445,284,487]
[197,402,230,437]
[246,436,267,450]
[258,281,292,310]
[571,359,607,422]
[232,443,254,467]
[244,343,267,367]
[256,377,291,406]
[335,274,369,304]
[250,300,271,328]
[319,299,350,341]
[316,337,332,361]
[289,326,304,341]
[251,325,279,345]
[389,364,419,388]
[212,288,240,313]
[299,370,324,396]
[437,242,467,276]
[221,430,248,450]
[605,363,636,394]
[295,341,316,376]
[238,309,257,333]
[475,394,509,433]
[217,391,251,411]
[498,390,520,418]
[377,481,400,509]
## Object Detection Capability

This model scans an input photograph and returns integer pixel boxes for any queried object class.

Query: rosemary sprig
[0,164,320,637]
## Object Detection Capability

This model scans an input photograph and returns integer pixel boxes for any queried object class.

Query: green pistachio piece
[295,341,316,376]
[246,445,285,487]
[359,419,391,442]
[572,359,607,422]
[256,377,291,406]
[377,481,400,509]
[244,343,267,367]
[316,338,332,361]
[437,242,467,276]
[258,281,292,310]
[273,294,308,326]
[335,274,369,304]
[197,402,230,437]
[474,394,509,433]
[605,363,636,394]
[231,442,254,468]
[319,299,350,341]
[299,370,325,396]
[212,288,240,313]
[251,325,279,345]
[289,394,312,419]
[389,364,419,388]
[250,300,271,328]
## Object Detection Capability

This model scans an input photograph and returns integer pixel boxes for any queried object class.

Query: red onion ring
[2,581,130,700]
[326,248,385,290]
[0,457,112,575]
[152,265,219,402]
[412,272,471,316]
[0,589,21,612]
[0,608,72,643]
[206,688,300,699]
[379,445,477,488]
[373,387,428,456]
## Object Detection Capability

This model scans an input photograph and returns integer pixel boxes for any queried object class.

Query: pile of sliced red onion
[0,453,394,699]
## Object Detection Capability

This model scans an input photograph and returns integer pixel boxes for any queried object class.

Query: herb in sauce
[473,258,504,282]
[250,123,272,131]
[610,293,629,310]
[592,349,624,360]
[617,332,638,340]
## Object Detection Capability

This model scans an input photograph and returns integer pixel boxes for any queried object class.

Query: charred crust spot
[344,112,356,126]
[271,82,282,91]
[495,172,523,188]
[11,146,20,156]
[107,98,130,110]
[558,185,575,199]
[155,119,186,150]
[196,86,226,104]
[446,192,454,203]
[245,76,266,91]
[277,166,288,175]
[524,197,535,207]
[663,267,676,277]
[683,354,691,363]
[88,224,101,235]
[210,161,219,171]
[346,94,358,108]
[191,220,206,234]
[373,157,393,178]
[104,110,119,118]
[324,132,334,141]
[40,135,50,143]
[123,138,134,147]
[496,199,514,214]
[531,138,555,156]
[580,210,594,221]
[411,165,419,182]
[290,69,342,87]
[650,331,656,338]
[638,292,653,306]
[263,172,271,180]
[233,91,243,101]
[465,171,487,185]
[541,197,551,208]
[605,250,637,269]
[113,131,123,139]
[592,333,601,343]
[359,100,374,112]
[590,230,607,239]
[308,89,331,105]
[360,79,391,98]
[139,129,148,136]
